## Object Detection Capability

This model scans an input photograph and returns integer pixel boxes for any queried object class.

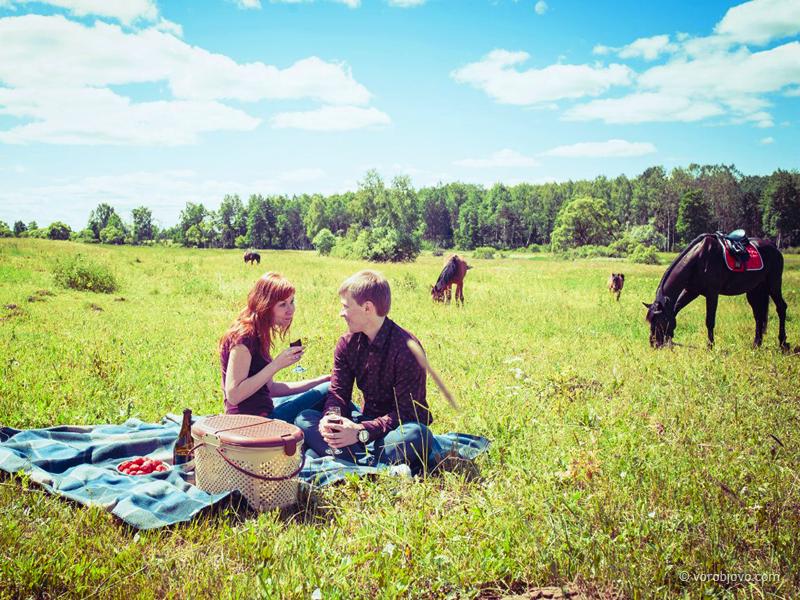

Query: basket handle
[212,446,306,482]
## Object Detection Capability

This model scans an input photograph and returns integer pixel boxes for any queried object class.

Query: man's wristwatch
[357,428,370,444]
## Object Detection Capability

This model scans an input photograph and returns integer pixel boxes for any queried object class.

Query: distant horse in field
[243,251,261,265]
[431,254,472,305]
[608,273,625,301]
[643,232,789,350]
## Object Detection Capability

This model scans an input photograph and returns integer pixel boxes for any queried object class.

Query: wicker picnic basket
[191,414,305,511]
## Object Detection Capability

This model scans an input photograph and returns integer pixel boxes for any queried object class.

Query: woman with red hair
[219,272,330,420]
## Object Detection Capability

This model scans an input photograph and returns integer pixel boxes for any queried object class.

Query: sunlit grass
[1,238,799,598]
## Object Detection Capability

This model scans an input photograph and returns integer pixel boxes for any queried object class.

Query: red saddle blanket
[719,239,763,272]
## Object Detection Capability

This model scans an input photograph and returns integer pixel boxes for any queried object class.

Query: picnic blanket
[0,417,489,530]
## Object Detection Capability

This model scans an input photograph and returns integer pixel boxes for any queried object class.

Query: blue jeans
[269,382,329,424]
[294,408,434,468]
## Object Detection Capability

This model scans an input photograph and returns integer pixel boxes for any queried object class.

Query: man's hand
[320,415,362,449]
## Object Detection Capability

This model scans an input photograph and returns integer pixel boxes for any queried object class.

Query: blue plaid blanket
[0,417,489,530]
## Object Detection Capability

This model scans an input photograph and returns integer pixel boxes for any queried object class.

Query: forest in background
[3,164,799,261]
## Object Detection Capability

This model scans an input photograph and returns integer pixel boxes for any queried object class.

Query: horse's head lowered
[430,285,445,303]
[644,296,675,348]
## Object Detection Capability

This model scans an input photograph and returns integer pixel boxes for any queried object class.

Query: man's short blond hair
[339,270,391,316]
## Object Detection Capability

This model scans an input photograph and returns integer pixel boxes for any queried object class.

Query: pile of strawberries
[117,456,170,476]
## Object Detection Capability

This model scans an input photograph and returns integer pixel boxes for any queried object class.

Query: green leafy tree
[738,175,767,238]
[13,221,27,236]
[631,166,667,226]
[0,221,12,237]
[676,189,713,244]
[303,194,328,241]
[550,197,615,252]
[47,221,72,240]
[455,192,481,250]
[177,202,207,245]
[761,169,800,248]
[351,170,384,228]
[419,186,453,248]
[131,206,154,244]
[312,228,336,255]
[216,194,246,249]
[27,220,38,232]
[100,224,125,245]
[87,203,118,240]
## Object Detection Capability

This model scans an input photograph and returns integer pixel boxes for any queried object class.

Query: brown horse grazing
[608,273,624,301]
[431,254,472,305]
[243,251,261,265]
[644,233,789,350]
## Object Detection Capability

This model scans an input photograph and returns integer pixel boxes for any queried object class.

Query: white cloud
[534,1,548,15]
[0,17,372,104]
[760,136,775,144]
[638,42,800,98]
[454,149,540,168]
[3,0,159,24]
[451,50,633,105]
[270,106,391,131]
[715,0,800,45]
[564,93,724,124]
[618,35,676,61]
[0,169,337,230]
[234,0,262,9]
[0,15,380,144]
[542,139,657,158]
[0,87,261,145]
[268,0,361,6]
[592,45,612,55]
[572,39,800,127]
[388,0,426,6]
[785,86,800,96]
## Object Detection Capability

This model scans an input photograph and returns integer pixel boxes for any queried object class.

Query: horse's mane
[434,256,459,291]
[656,234,708,300]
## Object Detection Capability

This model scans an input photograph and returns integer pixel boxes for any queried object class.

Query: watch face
[358,429,369,443]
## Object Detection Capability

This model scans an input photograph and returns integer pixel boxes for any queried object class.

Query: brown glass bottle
[173,408,194,465]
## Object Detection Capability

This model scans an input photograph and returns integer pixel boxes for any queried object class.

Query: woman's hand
[272,346,304,371]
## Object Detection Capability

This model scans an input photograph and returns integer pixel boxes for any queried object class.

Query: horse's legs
[456,281,464,305]
[768,282,789,350]
[445,286,452,304]
[705,294,719,349]
[746,286,769,348]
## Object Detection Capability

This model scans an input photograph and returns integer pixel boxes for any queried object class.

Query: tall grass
[1,239,799,599]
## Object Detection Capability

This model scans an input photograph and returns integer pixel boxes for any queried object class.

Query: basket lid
[192,414,304,454]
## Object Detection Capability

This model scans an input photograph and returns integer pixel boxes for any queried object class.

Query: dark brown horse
[243,251,261,265]
[608,273,624,301]
[644,233,789,349]
[431,254,471,305]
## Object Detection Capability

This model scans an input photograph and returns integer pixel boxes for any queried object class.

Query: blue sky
[0,0,798,230]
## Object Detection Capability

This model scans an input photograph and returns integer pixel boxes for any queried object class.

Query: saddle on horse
[715,229,762,271]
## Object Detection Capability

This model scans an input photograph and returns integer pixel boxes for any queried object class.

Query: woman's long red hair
[220,272,295,358]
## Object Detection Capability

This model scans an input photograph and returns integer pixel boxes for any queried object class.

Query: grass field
[1,238,799,599]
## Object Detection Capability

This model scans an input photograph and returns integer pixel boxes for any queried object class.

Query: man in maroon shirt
[295,270,434,468]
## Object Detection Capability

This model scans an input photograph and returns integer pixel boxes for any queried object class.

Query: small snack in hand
[290,339,302,347]
[117,456,170,476]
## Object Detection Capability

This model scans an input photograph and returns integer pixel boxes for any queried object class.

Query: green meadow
[1,238,799,599]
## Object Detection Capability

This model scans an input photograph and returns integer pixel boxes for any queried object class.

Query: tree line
[2,164,798,260]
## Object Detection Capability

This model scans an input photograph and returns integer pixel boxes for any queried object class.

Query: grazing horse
[243,251,261,265]
[431,254,471,305]
[643,233,789,349]
[608,273,625,301]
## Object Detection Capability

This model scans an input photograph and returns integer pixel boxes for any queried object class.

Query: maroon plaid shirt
[324,318,432,441]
